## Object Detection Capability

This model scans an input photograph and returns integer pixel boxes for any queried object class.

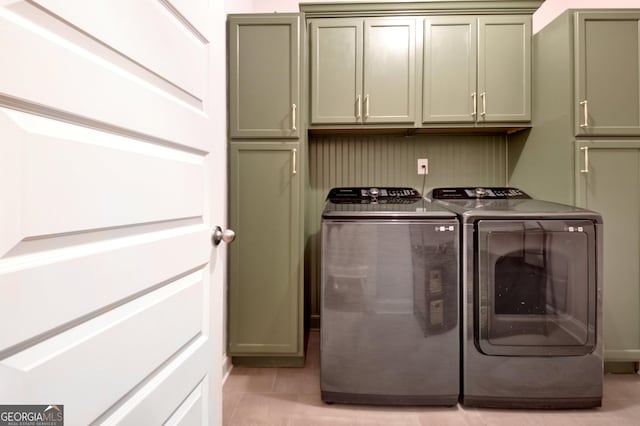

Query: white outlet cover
[417,158,429,175]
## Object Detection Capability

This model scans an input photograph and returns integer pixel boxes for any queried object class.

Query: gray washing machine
[321,187,459,406]
[429,187,603,409]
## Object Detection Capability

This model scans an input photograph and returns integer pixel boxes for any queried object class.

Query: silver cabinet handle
[471,92,477,118]
[580,100,588,128]
[212,226,235,246]
[480,92,486,117]
[292,104,297,131]
[580,146,589,173]
[356,94,361,120]
[364,94,370,119]
[292,148,297,175]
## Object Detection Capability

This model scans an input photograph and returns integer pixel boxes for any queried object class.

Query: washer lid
[323,196,456,219]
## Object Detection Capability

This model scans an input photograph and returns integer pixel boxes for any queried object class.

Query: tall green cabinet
[227,14,305,366]
[509,9,640,368]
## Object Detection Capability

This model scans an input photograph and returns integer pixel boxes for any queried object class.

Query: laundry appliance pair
[320,187,603,408]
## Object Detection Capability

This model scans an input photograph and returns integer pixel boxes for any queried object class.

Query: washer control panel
[327,187,421,203]
[361,188,419,198]
[431,187,530,200]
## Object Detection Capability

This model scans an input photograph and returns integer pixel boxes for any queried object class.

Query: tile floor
[223,331,640,425]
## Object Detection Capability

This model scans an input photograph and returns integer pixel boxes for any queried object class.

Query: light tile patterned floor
[223,331,640,425]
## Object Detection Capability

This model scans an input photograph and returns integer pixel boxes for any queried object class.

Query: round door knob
[212,226,235,246]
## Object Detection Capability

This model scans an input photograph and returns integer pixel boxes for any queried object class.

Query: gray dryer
[429,187,603,409]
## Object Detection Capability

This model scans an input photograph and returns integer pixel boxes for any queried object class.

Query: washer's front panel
[321,220,459,404]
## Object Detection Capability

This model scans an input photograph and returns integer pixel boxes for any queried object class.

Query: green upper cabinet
[422,17,477,123]
[228,15,300,138]
[478,16,531,122]
[423,15,531,124]
[575,12,640,136]
[363,18,416,123]
[310,18,363,124]
[310,17,415,125]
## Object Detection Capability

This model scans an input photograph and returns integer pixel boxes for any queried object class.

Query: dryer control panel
[431,187,530,200]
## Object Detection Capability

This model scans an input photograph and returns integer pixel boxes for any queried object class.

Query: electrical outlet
[417,158,429,175]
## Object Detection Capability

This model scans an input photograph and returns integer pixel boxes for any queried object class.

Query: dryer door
[475,219,597,356]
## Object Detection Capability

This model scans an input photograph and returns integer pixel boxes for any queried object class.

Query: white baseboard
[221,354,233,384]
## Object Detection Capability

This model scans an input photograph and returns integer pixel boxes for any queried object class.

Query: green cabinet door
[228,15,300,138]
[309,17,415,125]
[478,16,531,122]
[575,12,640,136]
[228,142,303,361]
[423,16,477,123]
[575,141,640,363]
[310,18,363,124]
[363,18,416,123]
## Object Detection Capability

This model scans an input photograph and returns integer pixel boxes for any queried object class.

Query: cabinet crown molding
[300,1,544,17]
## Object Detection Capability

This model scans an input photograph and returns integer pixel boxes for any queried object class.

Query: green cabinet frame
[310,17,416,125]
[228,142,304,365]
[228,15,300,138]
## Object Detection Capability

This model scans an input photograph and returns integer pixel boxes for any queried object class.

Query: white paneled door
[0,1,226,425]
